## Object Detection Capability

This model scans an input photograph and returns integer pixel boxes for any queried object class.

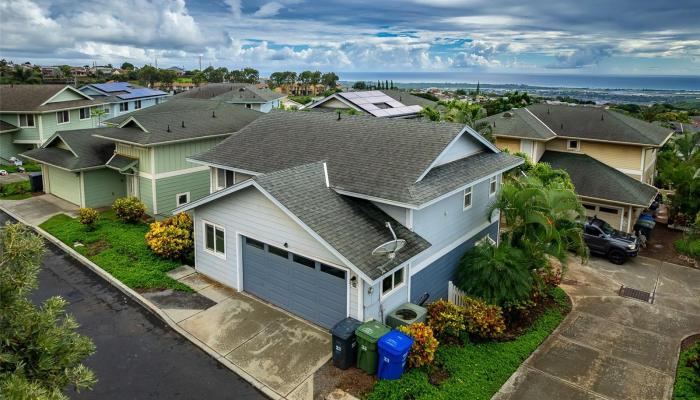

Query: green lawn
[40,211,192,292]
[365,288,570,400]
[0,181,32,200]
[673,340,700,399]
[0,162,41,173]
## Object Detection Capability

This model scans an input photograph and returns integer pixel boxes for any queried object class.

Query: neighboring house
[0,85,108,163]
[482,104,673,232]
[166,66,186,76]
[176,111,522,329]
[274,83,326,96]
[304,90,426,118]
[280,97,305,110]
[79,82,169,120]
[21,99,262,215]
[175,83,286,113]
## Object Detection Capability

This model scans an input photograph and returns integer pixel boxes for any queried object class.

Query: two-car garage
[241,236,348,329]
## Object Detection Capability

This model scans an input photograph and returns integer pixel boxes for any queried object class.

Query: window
[215,168,234,190]
[567,140,580,151]
[176,192,190,206]
[463,186,473,210]
[134,100,142,109]
[321,264,346,279]
[381,267,405,296]
[598,207,619,214]
[293,254,316,269]
[79,107,91,120]
[245,104,252,109]
[584,225,601,236]
[583,204,596,211]
[245,237,264,250]
[268,245,289,259]
[119,102,129,112]
[489,176,497,196]
[204,222,225,256]
[18,114,35,127]
[56,110,69,124]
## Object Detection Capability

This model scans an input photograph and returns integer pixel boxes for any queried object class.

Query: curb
[0,206,282,400]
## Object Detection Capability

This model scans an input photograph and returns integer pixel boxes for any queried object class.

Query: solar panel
[93,82,132,92]
[117,88,166,100]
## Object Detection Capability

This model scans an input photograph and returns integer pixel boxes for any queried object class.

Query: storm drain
[618,286,654,303]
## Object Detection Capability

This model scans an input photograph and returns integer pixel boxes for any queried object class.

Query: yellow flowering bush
[112,196,146,223]
[145,213,193,260]
[397,322,439,368]
[77,208,99,231]
[462,296,506,339]
[426,299,466,341]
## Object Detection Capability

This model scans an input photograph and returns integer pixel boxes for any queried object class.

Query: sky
[1,0,699,77]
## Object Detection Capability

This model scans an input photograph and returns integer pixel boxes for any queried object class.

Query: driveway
[0,194,78,225]
[495,255,700,400]
[1,211,266,400]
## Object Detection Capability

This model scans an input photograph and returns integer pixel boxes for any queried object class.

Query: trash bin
[355,320,391,375]
[377,330,414,380]
[28,172,43,193]
[331,317,363,370]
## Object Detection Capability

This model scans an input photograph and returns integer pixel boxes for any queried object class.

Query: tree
[120,62,135,70]
[420,106,441,121]
[9,66,42,84]
[229,67,259,83]
[90,107,108,127]
[159,69,177,85]
[321,72,339,88]
[390,80,394,89]
[656,132,700,218]
[192,71,205,86]
[0,223,96,399]
[385,80,389,90]
[137,65,159,86]
[352,81,367,90]
[58,65,72,78]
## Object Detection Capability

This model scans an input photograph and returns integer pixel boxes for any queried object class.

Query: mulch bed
[313,361,377,400]
[681,334,700,351]
[639,223,696,268]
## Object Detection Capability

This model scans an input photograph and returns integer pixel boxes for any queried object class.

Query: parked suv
[583,217,639,265]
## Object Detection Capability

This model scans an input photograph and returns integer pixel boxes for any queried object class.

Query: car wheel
[608,249,627,265]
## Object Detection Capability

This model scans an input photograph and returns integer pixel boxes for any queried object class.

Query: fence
[447,281,467,306]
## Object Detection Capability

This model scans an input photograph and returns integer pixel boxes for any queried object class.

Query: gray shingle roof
[539,151,657,207]
[0,120,18,132]
[21,130,115,170]
[480,108,557,140]
[191,111,497,206]
[97,98,262,145]
[382,90,437,108]
[254,161,430,280]
[527,104,673,146]
[0,85,106,112]
[174,83,285,103]
[106,154,138,171]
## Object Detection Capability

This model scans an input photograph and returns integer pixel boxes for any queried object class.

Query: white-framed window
[176,192,190,206]
[203,221,225,257]
[215,168,234,190]
[134,100,142,109]
[489,176,498,196]
[79,107,91,120]
[119,102,129,112]
[463,186,473,210]
[567,140,580,151]
[381,267,405,297]
[18,114,35,127]
[56,110,70,124]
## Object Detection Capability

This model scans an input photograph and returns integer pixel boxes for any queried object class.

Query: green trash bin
[355,320,391,374]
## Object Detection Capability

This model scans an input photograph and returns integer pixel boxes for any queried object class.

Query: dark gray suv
[583,217,639,264]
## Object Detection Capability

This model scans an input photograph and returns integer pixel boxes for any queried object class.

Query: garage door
[242,236,347,329]
[47,167,81,206]
[583,203,623,230]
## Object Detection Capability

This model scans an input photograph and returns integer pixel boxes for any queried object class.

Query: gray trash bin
[331,317,363,369]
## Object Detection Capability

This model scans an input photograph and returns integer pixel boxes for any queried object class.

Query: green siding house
[0,85,108,163]
[22,98,262,217]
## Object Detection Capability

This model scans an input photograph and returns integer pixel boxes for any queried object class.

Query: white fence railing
[447,281,467,307]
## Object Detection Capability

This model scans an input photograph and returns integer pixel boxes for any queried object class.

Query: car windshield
[599,221,615,235]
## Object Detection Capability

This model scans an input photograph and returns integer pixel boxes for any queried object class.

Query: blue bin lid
[377,330,413,356]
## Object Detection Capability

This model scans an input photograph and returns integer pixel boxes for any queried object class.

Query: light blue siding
[363,280,409,322]
[410,222,498,303]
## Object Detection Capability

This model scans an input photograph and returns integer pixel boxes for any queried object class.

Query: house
[280,97,305,110]
[40,66,61,78]
[304,90,428,118]
[481,104,674,232]
[166,66,186,77]
[274,82,326,96]
[79,82,169,120]
[21,99,262,214]
[175,111,522,329]
[175,83,286,112]
[0,85,108,163]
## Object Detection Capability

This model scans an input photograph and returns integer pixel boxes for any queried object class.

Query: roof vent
[212,110,216,118]
[166,124,171,132]
[239,88,245,92]
[503,111,513,118]
[493,121,496,127]
[181,121,185,128]
[601,114,604,121]
[560,123,564,130]
[337,111,342,120]
[547,108,550,114]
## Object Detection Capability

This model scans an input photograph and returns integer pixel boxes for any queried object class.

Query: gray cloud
[548,45,614,69]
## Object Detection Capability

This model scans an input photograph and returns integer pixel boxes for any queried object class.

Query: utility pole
[199,56,202,71]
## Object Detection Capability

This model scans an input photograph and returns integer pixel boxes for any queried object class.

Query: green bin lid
[355,320,391,342]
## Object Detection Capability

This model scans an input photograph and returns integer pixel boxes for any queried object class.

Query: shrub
[112,196,145,223]
[426,300,465,340]
[77,208,99,231]
[145,213,193,260]
[461,297,506,339]
[675,236,700,259]
[397,323,439,368]
[0,181,31,196]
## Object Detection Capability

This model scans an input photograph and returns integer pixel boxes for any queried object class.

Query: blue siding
[363,280,408,322]
[410,222,498,303]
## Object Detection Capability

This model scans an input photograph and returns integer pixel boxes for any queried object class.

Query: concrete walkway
[0,194,78,225]
[495,256,700,400]
[144,266,332,400]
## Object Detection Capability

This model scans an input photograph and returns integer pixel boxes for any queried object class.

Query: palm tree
[10,66,42,84]
[90,108,108,127]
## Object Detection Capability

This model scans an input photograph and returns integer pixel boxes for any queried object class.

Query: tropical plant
[145,213,194,260]
[397,323,439,368]
[77,208,99,231]
[112,196,146,223]
[461,296,506,339]
[0,223,96,399]
[9,65,42,84]
[426,300,465,340]
[90,107,108,126]
[420,106,441,121]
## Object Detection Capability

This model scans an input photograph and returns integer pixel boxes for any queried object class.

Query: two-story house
[304,90,433,118]
[482,104,673,232]
[175,112,522,329]
[174,83,285,112]
[0,85,108,163]
[21,98,261,214]
[79,82,169,120]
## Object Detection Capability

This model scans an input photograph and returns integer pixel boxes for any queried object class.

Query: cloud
[254,2,285,17]
[223,0,242,18]
[548,45,614,69]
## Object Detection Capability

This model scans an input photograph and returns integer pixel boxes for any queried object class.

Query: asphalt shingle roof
[0,120,18,132]
[480,108,557,140]
[174,83,285,103]
[0,85,106,112]
[98,98,262,145]
[254,161,431,280]
[106,154,138,171]
[539,151,658,207]
[382,89,438,108]
[21,130,115,171]
[191,111,499,206]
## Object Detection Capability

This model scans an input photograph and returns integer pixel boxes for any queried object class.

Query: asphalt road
[0,212,266,400]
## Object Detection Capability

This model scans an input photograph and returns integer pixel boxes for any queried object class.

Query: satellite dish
[371,222,406,260]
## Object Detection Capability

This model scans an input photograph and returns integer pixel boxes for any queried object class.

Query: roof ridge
[604,108,661,144]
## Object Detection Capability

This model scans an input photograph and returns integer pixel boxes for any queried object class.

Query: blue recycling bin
[376,330,413,380]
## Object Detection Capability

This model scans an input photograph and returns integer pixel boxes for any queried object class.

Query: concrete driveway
[0,194,78,225]
[495,256,700,400]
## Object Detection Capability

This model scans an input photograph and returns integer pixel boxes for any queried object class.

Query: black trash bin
[331,317,363,370]
[28,172,43,193]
